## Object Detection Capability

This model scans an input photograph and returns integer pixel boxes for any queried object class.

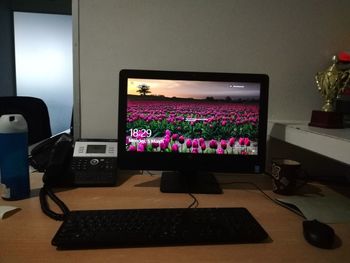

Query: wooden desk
[1,171,350,263]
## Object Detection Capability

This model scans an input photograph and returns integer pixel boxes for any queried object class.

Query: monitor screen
[118,70,269,194]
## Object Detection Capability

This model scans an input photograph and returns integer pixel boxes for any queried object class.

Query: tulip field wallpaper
[125,78,261,155]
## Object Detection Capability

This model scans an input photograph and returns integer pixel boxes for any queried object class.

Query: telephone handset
[40,137,118,221]
[42,134,74,187]
[30,133,70,172]
[40,134,73,221]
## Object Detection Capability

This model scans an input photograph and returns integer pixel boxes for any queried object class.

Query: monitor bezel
[118,69,269,174]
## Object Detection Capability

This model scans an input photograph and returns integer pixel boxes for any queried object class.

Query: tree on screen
[137,84,151,96]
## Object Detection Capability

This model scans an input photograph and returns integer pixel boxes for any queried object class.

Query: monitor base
[160,171,222,194]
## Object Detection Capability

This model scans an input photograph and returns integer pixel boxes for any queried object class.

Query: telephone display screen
[86,145,106,154]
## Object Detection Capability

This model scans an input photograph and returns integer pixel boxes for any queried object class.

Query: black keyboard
[52,207,269,249]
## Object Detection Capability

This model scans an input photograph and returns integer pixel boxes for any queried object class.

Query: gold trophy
[309,56,350,128]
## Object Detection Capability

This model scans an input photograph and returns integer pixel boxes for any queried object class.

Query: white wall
[74,0,350,139]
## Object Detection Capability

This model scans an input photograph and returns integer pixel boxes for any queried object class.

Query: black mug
[271,159,307,195]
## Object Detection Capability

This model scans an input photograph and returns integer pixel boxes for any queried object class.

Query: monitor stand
[160,170,222,194]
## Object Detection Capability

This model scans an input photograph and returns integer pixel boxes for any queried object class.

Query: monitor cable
[219,181,306,219]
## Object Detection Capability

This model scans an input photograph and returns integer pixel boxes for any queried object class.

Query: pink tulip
[165,130,171,137]
[171,144,179,152]
[216,148,224,154]
[186,139,192,148]
[229,137,235,147]
[137,143,145,152]
[128,145,137,151]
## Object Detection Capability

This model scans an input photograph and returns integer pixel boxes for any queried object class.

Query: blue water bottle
[0,114,30,200]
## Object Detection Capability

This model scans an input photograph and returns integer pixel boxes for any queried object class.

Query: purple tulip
[220,139,227,150]
[172,133,179,141]
[209,139,218,149]
[152,142,159,149]
[179,135,185,144]
[192,139,199,148]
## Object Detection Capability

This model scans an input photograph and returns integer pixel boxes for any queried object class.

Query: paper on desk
[277,192,350,223]
[0,206,21,219]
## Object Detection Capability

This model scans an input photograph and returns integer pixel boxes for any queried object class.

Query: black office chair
[0,96,52,145]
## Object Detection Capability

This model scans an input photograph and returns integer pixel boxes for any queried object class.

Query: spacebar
[91,231,185,247]
[92,231,151,246]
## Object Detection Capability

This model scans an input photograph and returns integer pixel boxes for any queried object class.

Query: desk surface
[1,171,350,263]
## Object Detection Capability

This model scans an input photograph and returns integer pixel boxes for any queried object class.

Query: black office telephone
[38,136,118,221]
[31,135,118,187]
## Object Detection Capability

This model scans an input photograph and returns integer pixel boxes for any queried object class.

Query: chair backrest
[0,96,52,145]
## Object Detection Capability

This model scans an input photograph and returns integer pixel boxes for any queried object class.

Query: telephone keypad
[71,157,117,186]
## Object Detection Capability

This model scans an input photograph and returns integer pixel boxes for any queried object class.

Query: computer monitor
[118,69,269,194]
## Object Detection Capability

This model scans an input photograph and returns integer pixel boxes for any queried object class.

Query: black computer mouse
[303,219,335,249]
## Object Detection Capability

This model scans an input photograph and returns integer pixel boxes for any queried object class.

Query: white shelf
[269,122,350,165]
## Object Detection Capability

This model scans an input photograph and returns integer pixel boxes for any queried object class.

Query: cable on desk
[187,192,199,208]
[143,170,199,208]
[39,186,70,221]
[219,181,306,219]
[142,170,157,176]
